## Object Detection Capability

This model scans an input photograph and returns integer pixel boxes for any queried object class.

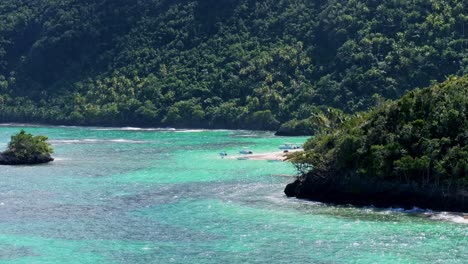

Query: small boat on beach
[239,147,253,154]
[278,143,302,150]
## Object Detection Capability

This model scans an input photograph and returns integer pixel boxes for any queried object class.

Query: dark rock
[285,176,468,213]
[284,179,301,197]
[275,128,308,137]
[0,153,54,165]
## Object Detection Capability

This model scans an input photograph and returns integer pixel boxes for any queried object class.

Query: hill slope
[0,0,466,129]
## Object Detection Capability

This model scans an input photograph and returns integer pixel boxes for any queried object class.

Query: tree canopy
[0,129,54,164]
[4,129,54,159]
[289,75,468,190]
[0,0,466,130]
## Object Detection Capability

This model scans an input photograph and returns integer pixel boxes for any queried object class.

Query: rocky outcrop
[0,152,54,165]
[274,128,307,136]
[285,174,468,212]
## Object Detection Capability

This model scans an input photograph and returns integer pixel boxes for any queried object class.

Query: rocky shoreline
[0,152,54,165]
[285,174,468,213]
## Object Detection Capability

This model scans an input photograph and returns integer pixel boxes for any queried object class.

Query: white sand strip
[229,149,302,161]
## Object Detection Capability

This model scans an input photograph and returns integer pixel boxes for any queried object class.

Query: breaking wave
[92,127,176,131]
[49,139,147,144]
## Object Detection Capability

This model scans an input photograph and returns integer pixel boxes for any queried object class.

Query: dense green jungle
[0,0,466,131]
[286,76,468,211]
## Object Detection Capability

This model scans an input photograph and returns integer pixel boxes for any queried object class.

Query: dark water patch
[0,216,222,243]
[106,245,324,264]
[153,179,468,226]
[133,180,270,203]
[0,201,223,243]
[182,142,249,150]
[0,245,38,260]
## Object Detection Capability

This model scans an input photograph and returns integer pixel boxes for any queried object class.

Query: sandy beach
[229,149,302,161]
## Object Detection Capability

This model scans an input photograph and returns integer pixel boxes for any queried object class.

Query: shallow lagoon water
[0,125,466,263]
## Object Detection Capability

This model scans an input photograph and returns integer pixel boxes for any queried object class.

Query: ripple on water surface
[0,125,466,264]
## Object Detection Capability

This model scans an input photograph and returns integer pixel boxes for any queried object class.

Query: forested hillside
[0,0,466,129]
[286,76,468,211]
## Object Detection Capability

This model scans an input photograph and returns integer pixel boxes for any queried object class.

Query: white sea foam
[169,129,235,133]
[0,123,41,127]
[49,139,82,144]
[50,139,146,144]
[92,127,176,131]
[121,127,143,131]
[52,157,69,161]
[175,129,207,133]
[377,207,467,224]
[430,212,468,224]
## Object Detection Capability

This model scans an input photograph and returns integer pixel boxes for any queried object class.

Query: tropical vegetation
[286,76,468,210]
[0,129,54,164]
[0,0,466,130]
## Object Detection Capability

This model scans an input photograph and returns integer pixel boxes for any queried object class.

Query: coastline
[285,175,468,213]
[229,149,302,161]
[0,122,311,136]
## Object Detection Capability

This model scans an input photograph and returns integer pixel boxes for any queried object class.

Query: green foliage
[277,106,350,135]
[291,76,468,189]
[0,0,466,129]
[4,129,54,159]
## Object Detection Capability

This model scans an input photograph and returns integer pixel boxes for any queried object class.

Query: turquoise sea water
[0,125,466,264]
